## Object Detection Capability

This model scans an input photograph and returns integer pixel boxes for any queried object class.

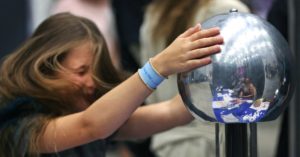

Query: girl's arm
[38,25,223,153]
[114,95,193,140]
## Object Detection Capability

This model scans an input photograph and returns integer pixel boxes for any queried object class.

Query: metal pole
[225,124,248,157]
[216,123,220,157]
[249,123,257,157]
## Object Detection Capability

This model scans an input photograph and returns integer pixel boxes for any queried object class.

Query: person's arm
[240,84,257,99]
[250,84,257,98]
[38,25,223,153]
[113,95,193,140]
[239,90,244,98]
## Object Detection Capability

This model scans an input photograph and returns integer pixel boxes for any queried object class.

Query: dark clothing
[0,97,107,157]
[42,140,107,157]
[111,0,151,72]
[267,0,288,39]
[267,0,289,156]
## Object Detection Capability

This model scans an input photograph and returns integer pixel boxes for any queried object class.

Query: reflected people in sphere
[238,77,257,99]
[212,77,270,123]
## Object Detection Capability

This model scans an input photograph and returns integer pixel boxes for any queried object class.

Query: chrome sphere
[178,9,294,123]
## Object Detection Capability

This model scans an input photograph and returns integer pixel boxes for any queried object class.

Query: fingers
[179,24,201,38]
[190,35,223,50]
[187,57,212,70]
[189,27,221,41]
[154,25,223,76]
[186,45,221,60]
[183,45,222,71]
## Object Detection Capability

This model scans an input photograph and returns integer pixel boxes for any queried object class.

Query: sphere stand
[216,123,257,157]
[225,124,248,157]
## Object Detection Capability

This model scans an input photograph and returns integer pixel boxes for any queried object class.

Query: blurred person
[0,13,223,157]
[140,0,249,156]
[239,77,257,100]
[112,0,151,73]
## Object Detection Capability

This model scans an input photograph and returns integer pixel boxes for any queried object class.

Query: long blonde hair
[149,0,210,45]
[0,13,122,156]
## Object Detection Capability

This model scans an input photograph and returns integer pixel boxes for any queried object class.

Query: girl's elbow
[79,113,114,140]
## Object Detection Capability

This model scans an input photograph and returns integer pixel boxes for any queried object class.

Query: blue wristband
[138,61,165,90]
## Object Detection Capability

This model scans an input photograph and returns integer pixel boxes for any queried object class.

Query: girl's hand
[151,24,223,77]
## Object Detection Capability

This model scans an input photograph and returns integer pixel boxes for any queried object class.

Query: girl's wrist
[138,59,167,90]
[150,56,169,78]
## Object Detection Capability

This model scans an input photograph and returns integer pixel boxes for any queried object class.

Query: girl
[0,12,223,157]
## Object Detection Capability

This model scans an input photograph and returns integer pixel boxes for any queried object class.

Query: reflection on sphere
[178,10,294,123]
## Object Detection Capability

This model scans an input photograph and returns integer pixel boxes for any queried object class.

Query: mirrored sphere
[178,9,294,123]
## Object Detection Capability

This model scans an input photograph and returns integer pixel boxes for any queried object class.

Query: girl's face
[58,42,96,110]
